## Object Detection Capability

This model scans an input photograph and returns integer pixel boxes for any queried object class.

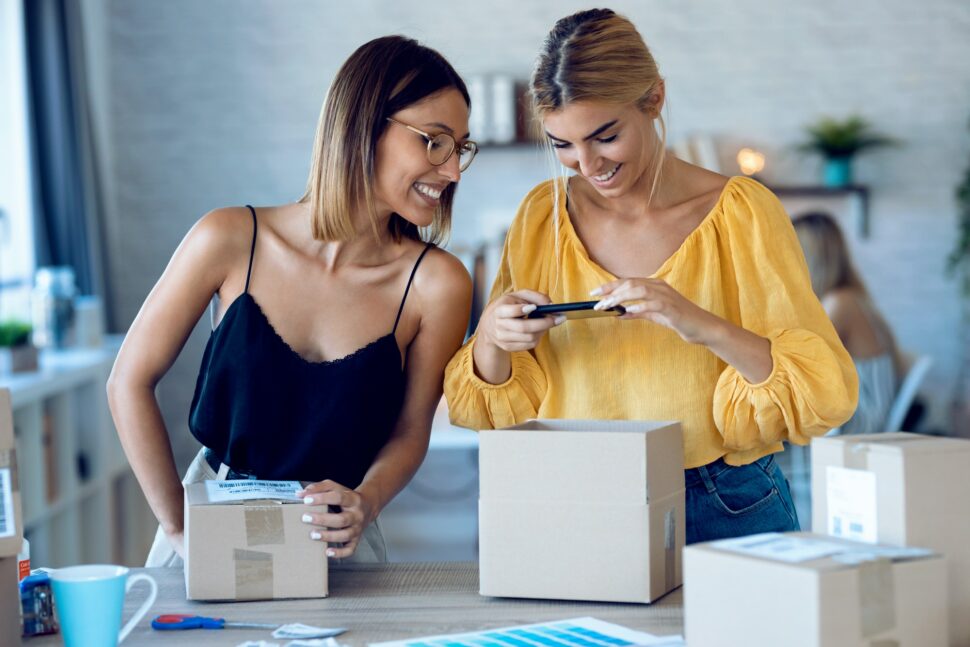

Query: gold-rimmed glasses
[386,118,478,172]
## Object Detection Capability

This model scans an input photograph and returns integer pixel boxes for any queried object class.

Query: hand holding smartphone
[524,300,625,320]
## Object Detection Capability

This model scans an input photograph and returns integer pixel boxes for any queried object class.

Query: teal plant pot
[824,157,853,187]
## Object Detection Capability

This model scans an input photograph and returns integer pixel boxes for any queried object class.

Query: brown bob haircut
[301,36,470,245]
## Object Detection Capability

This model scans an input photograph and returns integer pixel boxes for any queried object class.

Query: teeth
[415,183,442,200]
[593,165,620,182]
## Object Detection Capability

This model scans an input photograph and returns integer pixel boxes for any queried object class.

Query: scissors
[151,614,280,631]
[151,615,348,638]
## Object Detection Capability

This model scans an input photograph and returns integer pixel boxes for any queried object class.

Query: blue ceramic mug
[51,565,157,646]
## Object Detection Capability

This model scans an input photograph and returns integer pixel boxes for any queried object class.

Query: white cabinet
[0,337,154,567]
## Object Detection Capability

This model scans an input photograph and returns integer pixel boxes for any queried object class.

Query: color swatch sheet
[369,617,684,647]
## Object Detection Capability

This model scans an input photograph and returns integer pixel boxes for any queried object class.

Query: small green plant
[0,320,32,347]
[798,115,896,159]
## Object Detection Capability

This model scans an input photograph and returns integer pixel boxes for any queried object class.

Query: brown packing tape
[245,504,285,546]
[664,507,676,592]
[0,449,18,492]
[234,548,274,600]
[858,558,895,638]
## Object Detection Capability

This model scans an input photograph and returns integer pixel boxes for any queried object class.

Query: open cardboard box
[478,419,685,603]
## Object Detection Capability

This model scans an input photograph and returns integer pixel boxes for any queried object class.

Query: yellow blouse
[444,176,858,468]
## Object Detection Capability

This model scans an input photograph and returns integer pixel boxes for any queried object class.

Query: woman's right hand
[477,290,564,353]
[473,290,562,384]
[166,529,186,558]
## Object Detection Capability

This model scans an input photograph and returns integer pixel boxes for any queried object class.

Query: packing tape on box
[843,435,926,471]
[664,507,676,591]
[244,503,285,546]
[0,448,18,491]
[858,557,896,638]
[233,548,274,599]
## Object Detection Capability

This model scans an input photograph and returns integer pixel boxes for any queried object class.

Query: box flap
[479,419,683,504]
[813,432,970,457]
[690,531,940,574]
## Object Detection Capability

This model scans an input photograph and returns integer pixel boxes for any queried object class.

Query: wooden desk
[32,562,684,646]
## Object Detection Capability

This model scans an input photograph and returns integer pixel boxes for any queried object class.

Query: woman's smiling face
[542,99,661,200]
[372,87,470,228]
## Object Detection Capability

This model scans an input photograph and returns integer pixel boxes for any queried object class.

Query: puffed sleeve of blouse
[712,178,859,449]
[443,184,551,430]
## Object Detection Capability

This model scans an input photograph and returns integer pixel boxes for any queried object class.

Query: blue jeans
[685,454,800,545]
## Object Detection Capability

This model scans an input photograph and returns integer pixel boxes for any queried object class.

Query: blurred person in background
[793,211,903,435]
[445,8,857,544]
[108,36,474,565]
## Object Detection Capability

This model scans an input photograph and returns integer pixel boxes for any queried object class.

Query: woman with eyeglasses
[108,36,475,565]
[445,9,858,544]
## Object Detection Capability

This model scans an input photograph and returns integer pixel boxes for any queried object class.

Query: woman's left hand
[297,480,375,558]
[592,277,721,345]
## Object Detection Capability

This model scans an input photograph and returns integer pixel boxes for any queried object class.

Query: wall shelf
[0,336,155,568]
[769,184,871,237]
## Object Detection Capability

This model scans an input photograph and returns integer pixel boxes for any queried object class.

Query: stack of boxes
[478,419,685,603]
[811,433,970,646]
[0,388,23,646]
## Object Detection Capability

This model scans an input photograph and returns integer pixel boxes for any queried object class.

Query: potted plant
[0,319,38,374]
[798,115,896,187]
[949,117,970,438]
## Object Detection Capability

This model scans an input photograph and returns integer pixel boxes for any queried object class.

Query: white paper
[826,466,879,543]
[831,544,933,565]
[204,479,303,503]
[0,468,14,538]
[368,616,683,647]
[273,624,346,640]
[712,532,846,563]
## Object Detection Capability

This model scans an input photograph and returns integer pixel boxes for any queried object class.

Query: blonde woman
[793,211,902,435]
[108,36,474,565]
[444,9,857,544]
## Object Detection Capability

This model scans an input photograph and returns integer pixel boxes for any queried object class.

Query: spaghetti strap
[392,243,434,335]
[244,205,258,294]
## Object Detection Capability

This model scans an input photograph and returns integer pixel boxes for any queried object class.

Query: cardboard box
[812,432,970,646]
[184,480,327,601]
[684,532,947,647]
[0,389,24,558]
[0,556,21,646]
[478,419,685,603]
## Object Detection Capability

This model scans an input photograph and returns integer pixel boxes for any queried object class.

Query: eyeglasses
[386,118,478,172]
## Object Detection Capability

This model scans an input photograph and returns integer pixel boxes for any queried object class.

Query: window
[0,0,35,321]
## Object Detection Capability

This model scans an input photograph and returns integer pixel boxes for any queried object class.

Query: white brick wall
[90,0,970,459]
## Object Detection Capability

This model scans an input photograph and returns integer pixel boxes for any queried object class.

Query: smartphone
[524,300,626,319]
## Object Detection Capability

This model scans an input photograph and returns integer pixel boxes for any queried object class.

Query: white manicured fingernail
[522,304,536,314]
[554,316,566,325]
[302,514,313,523]
[326,549,336,557]
[589,287,603,296]
[304,496,314,505]
[625,304,643,313]
[311,531,322,540]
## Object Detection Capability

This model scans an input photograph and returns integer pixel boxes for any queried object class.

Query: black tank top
[188,206,432,486]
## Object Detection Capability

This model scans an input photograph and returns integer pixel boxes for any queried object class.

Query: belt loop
[697,464,717,494]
